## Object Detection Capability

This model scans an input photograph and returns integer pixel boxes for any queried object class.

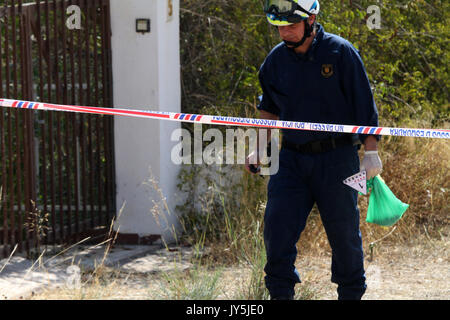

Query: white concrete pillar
[110,0,181,243]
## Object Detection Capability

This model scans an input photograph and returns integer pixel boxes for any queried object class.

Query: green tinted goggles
[264,0,311,17]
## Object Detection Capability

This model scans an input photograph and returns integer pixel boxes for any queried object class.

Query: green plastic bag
[366,176,409,226]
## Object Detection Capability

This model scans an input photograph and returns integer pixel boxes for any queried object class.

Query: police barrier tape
[0,98,449,139]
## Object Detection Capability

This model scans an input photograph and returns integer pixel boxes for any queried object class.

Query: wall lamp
[136,18,151,34]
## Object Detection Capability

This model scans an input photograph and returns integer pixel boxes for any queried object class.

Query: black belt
[282,135,354,154]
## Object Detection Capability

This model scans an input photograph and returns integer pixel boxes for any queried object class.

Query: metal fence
[0,0,115,258]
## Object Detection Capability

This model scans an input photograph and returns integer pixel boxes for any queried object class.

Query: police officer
[245,0,383,300]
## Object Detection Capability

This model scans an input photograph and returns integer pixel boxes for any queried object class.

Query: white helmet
[264,0,320,26]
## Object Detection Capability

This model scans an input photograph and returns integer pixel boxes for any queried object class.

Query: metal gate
[0,0,115,258]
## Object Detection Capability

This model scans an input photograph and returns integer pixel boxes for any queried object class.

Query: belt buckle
[310,141,322,153]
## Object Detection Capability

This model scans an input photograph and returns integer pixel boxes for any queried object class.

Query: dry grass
[174,129,449,299]
[28,230,448,300]
[297,135,449,256]
[380,136,449,235]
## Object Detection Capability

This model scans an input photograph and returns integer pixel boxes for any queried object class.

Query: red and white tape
[0,98,449,139]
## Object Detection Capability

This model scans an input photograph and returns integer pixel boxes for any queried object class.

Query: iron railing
[0,0,115,258]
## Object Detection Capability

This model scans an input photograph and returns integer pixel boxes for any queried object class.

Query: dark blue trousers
[264,144,366,300]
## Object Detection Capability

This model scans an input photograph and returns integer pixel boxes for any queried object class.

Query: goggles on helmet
[264,0,297,16]
[264,0,311,21]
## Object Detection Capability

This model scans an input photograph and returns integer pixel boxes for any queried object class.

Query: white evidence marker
[343,170,367,195]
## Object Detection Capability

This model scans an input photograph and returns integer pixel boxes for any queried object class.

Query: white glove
[361,151,382,179]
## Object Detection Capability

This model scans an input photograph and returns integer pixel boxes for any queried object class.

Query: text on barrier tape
[0,98,449,139]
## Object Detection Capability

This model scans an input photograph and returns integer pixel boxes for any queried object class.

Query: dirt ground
[29,232,449,300]
[296,235,449,300]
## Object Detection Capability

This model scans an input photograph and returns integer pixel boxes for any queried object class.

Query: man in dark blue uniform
[245,0,383,300]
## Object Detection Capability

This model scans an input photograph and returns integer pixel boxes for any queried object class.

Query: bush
[178,0,449,262]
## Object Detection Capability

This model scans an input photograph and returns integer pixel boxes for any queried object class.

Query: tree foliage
[180,0,449,126]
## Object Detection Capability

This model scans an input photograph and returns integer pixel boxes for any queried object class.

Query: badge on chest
[321,64,334,78]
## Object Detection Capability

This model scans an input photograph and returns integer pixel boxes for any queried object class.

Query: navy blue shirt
[257,23,379,145]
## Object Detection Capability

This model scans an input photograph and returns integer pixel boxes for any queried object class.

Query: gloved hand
[361,150,383,179]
